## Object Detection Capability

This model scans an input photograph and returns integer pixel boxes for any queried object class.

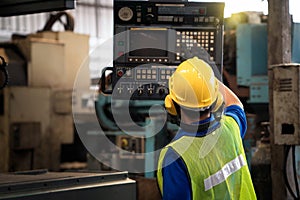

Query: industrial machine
[236,23,268,103]
[90,0,225,177]
[236,22,300,104]
[0,16,90,172]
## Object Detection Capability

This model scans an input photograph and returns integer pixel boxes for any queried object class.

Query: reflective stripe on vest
[204,154,247,191]
[157,116,257,200]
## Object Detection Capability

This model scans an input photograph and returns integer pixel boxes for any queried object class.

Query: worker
[157,57,256,199]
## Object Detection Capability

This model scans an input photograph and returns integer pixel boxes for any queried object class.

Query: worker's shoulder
[224,105,246,121]
[224,104,245,114]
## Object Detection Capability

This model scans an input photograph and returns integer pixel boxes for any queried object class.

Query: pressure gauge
[118,7,133,21]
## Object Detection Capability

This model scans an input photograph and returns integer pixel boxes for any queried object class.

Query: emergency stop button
[117,69,124,77]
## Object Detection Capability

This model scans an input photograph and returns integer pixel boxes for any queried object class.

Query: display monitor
[129,29,168,57]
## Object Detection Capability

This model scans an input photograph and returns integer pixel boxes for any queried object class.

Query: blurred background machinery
[0,12,90,172]
[222,12,300,199]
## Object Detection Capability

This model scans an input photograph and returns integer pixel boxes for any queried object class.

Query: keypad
[134,68,175,81]
[160,68,175,80]
[136,68,158,80]
[176,30,215,61]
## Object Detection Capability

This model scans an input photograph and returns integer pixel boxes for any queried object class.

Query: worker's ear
[212,92,224,112]
[165,95,177,116]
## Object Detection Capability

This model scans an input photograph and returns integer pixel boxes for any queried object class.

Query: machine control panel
[110,0,224,100]
[114,1,224,26]
[112,64,176,99]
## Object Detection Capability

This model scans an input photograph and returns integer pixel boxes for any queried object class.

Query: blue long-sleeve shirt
[161,105,247,200]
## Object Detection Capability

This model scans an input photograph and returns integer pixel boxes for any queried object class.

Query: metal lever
[0,56,8,89]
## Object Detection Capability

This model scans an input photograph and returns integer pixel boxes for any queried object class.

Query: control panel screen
[158,6,206,15]
[129,29,168,57]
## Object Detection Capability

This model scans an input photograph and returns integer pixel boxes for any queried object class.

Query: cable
[292,145,300,198]
[284,145,296,199]
[284,145,299,199]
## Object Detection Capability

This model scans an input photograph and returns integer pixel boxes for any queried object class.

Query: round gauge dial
[118,7,133,21]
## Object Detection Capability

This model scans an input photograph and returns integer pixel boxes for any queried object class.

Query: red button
[199,8,205,15]
[117,70,124,77]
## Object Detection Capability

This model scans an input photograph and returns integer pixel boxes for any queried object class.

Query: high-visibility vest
[157,116,256,200]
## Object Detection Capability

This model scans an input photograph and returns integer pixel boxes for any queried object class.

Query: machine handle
[42,11,74,31]
[100,67,113,95]
[0,56,8,89]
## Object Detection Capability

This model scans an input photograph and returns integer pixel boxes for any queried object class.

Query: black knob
[159,88,165,95]
[146,14,155,23]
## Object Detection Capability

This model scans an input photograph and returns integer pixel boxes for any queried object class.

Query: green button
[118,41,124,46]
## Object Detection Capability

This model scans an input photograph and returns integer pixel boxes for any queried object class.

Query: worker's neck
[180,110,211,124]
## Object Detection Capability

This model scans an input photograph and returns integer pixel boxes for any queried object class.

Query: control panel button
[125,70,132,77]
[117,69,124,77]
[118,41,124,46]
[118,51,124,56]
[199,8,206,15]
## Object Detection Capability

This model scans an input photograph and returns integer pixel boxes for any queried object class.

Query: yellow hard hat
[165,57,220,115]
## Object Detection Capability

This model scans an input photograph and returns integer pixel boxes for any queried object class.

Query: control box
[272,64,300,145]
[110,0,224,100]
